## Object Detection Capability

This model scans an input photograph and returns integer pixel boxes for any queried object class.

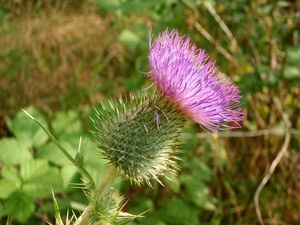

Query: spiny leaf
[10,106,48,148]
[52,189,64,225]
[74,136,85,168]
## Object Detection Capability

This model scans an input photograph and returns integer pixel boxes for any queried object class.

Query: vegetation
[0,0,299,224]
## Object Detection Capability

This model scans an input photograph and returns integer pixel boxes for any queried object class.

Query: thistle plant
[25,29,243,225]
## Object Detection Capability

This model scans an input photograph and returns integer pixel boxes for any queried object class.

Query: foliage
[0,106,108,223]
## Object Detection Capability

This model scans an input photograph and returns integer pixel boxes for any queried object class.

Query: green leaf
[125,73,145,91]
[83,140,109,184]
[4,191,35,222]
[51,111,82,138]
[0,138,32,165]
[128,196,153,215]
[125,56,147,91]
[183,158,212,182]
[1,166,21,186]
[181,123,199,152]
[0,166,22,204]
[0,179,18,199]
[61,165,77,188]
[94,0,121,11]
[9,106,48,148]
[159,197,198,225]
[37,141,76,166]
[118,30,140,50]
[286,46,300,64]
[283,46,300,80]
[20,159,49,182]
[22,167,64,199]
[0,203,6,217]
[181,175,216,210]
[283,66,300,79]
[163,173,181,193]
[20,160,64,198]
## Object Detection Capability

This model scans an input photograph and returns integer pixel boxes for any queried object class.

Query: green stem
[22,109,96,189]
[75,166,118,225]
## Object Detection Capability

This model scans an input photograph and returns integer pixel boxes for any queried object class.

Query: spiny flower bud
[91,91,182,186]
[89,188,138,224]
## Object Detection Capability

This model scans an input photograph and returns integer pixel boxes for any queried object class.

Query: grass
[0,1,125,114]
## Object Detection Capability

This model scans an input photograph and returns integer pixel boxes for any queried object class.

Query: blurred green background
[0,0,299,224]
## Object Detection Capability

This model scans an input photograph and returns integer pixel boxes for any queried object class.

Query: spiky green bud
[90,188,138,224]
[91,91,182,185]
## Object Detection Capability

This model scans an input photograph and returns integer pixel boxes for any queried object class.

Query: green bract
[91,91,182,186]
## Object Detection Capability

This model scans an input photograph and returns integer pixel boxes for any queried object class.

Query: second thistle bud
[91,91,182,186]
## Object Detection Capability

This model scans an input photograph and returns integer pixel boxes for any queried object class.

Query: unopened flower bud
[91,91,182,186]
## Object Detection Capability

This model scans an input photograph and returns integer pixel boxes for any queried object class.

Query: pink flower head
[148,29,243,130]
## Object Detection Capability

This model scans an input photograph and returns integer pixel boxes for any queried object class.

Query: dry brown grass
[0,4,125,114]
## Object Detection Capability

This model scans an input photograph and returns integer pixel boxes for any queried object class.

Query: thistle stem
[75,166,119,225]
[22,109,96,189]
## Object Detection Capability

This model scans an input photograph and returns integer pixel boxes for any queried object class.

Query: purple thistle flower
[148,29,243,130]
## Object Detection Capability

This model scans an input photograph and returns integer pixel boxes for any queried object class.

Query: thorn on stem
[22,108,34,120]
